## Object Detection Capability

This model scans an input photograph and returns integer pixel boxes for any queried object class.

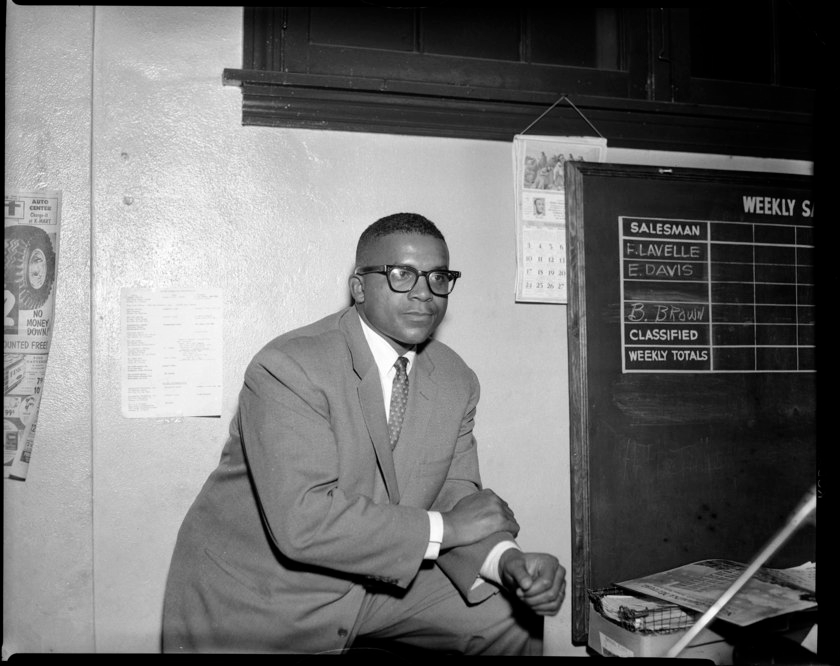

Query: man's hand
[498,550,566,616]
[440,489,520,549]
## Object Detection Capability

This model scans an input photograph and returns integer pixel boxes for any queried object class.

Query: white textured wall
[4,4,811,656]
[4,4,95,656]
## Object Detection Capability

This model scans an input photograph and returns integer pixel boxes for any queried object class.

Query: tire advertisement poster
[4,191,61,481]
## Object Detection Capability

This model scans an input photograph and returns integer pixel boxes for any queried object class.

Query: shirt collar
[358,313,416,377]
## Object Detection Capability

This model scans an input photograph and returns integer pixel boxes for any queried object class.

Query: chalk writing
[620,216,814,373]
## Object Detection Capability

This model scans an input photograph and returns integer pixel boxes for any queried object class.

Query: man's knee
[459,590,544,655]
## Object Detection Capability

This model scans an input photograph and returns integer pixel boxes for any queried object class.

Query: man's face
[351,233,450,354]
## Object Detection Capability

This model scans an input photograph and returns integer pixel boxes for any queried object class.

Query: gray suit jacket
[162,306,511,653]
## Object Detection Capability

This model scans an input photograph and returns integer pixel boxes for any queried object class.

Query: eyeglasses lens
[387,267,454,295]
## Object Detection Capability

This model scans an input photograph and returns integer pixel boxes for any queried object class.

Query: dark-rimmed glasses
[354,265,461,296]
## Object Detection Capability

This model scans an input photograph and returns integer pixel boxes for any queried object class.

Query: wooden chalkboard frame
[565,162,816,644]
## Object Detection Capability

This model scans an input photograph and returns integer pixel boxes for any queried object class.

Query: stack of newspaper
[617,559,816,627]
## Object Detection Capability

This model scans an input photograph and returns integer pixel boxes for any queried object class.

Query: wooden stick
[664,485,817,659]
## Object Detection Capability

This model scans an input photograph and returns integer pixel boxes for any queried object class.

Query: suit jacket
[162,306,512,653]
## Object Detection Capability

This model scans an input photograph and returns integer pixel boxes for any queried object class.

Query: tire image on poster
[4,225,57,312]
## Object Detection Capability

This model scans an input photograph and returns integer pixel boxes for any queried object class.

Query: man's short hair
[355,213,445,265]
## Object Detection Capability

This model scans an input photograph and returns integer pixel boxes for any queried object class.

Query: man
[162,212,566,654]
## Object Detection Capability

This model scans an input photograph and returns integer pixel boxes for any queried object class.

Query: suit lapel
[394,350,436,493]
[340,309,400,504]
[358,373,400,504]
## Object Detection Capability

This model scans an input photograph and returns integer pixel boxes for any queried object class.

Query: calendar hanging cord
[519,94,606,139]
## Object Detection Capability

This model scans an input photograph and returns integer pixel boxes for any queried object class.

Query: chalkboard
[565,162,816,644]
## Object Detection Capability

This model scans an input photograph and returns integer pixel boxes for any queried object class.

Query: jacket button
[338,628,348,638]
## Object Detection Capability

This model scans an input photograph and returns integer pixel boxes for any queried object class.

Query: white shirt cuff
[473,541,520,588]
[424,511,444,559]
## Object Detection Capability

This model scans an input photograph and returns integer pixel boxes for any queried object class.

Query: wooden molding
[223,69,814,161]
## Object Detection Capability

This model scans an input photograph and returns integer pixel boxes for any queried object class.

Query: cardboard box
[588,601,734,663]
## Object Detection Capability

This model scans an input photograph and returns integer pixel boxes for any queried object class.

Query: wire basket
[589,586,697,635]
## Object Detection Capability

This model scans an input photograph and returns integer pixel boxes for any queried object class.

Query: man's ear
[349,274,365,303]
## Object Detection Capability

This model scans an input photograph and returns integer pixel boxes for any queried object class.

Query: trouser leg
[349,562,543,656]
